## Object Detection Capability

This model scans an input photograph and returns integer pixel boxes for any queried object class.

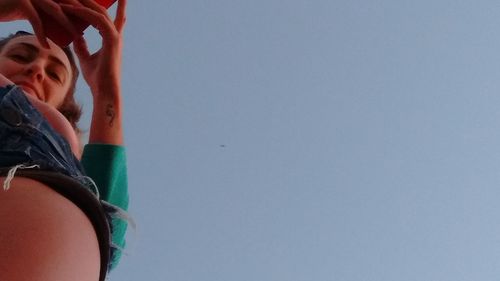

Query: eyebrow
[14,42,69,75]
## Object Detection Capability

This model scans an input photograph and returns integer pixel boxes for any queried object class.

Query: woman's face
[0,35,73,108]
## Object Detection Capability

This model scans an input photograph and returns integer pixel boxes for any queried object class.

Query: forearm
[65,0,126,147]
[88,94,124,145]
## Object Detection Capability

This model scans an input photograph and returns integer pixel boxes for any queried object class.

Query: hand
[0,0,82,48]
[62,0,127,102]
[61,0,126,145]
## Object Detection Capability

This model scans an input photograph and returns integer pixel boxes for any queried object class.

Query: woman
[0,0,129,280]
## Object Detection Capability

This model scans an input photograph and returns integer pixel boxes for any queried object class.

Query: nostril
[24,67,44,81]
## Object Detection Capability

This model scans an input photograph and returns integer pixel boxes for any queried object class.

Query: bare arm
[88,92,124,145]
[62,0,127,145]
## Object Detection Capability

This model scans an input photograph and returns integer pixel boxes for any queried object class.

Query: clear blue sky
[4,1,500,280]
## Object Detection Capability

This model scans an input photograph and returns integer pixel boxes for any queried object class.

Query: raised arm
[61,0,127,145]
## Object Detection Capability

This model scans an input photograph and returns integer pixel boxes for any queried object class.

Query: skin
[0,178,101,281]
[0,0,126,145]
[0,37,81,156]
[66,0,126,145]
[0,37,79,157]
[0,36,73,107]
[0,0,127,280]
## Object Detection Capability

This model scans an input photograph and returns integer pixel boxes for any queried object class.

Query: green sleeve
[81,144,129,269]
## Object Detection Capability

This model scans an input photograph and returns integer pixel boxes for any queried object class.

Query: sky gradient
[3,1,500,280]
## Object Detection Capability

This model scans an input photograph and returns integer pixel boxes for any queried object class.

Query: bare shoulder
[24,94,81,158]
[0,78,81,157]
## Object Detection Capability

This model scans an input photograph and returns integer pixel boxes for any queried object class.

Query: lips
[16,82,42,101]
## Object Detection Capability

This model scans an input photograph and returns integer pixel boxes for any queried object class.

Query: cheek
[46,83,69,108]
[0,59,19,78]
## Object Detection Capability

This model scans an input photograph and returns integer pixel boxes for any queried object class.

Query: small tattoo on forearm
[106,104,115,126]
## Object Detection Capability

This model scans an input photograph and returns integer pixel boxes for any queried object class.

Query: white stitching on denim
[2,164,40,191]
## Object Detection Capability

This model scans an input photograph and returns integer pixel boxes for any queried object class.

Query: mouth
[16,82,42,101]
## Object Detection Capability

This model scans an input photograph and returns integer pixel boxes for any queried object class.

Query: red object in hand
[39,0,117,47]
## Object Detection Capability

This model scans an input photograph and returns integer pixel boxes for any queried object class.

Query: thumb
[72,36,90,60]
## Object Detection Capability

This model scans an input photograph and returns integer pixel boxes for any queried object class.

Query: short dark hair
[0,31,82,133]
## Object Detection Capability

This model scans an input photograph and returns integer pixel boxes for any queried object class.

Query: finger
[78,0,112,21]
[56,0,83,5]
[22,3,50,48]
[61,4,119,43]
[114,0,127,33]
[78,0,125,32]
[31,0,79,36]
[72,36,91,60]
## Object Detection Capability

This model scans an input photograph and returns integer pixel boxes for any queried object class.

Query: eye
[48,71,62,82]
[9,54,29,62]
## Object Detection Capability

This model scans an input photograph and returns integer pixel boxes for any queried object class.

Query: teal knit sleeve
[81,144,129,269]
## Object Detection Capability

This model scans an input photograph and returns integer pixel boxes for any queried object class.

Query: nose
[24,61,45,82]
